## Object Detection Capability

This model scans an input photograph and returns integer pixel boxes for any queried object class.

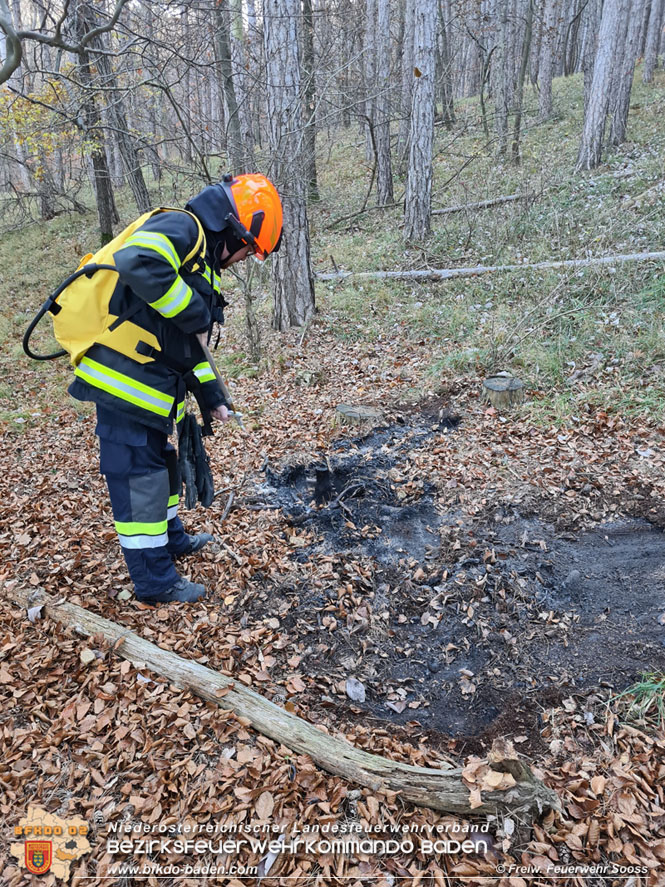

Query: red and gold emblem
[25,840,52,874]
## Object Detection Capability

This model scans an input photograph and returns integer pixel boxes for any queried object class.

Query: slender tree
[263,0,315,329]
[643,0,664,81]
[373,0,394,205]
[397,0,416,163]
[610,0,645,145]
[539,0,559,119]
[302,0,319,201]
[576,0,630,170]
[404,0,437,240]
[74,0,120,243]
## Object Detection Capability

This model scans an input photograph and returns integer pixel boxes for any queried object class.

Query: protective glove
[178,413,214,508]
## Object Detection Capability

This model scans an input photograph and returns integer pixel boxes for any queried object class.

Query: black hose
[22,263,117,361]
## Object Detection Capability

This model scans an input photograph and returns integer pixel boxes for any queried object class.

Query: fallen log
[3,584,559,817]
[432,193,532,216]
[315,249,665,282]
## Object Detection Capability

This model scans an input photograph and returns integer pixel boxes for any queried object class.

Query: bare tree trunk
[263,0,316,330]
[302,0,319,201]
[610,0,645,144]
[491,0,513,155]
[581,0,601,113]
[397,0,416,164]
[73,1,119,243]
[230,0,256,166]
[539,0,559,119]
[638,0,652,56]
[214,0,246,172]
[511,0,533,163]
[374,0,394,205]
[576,0,630,170]
[404,0,437,240]
[437,0,456,127]
[643,0,665,81]
[90,36,152,213]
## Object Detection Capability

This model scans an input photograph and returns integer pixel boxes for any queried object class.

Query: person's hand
[211,405,229,423]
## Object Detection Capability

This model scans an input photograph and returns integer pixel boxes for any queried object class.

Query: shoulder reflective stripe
[75,357,174,417]
[118,531,169,549]
[121,232,180,272]
[150,277,193,318]
[176,401,185,423]
[193,361,215,383]
[116,518,168,536]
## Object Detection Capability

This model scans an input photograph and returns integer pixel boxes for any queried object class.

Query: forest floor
[2,73,665,885]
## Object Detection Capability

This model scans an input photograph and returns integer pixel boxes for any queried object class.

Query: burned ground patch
[254,407,458,565]
[242,409,665,753]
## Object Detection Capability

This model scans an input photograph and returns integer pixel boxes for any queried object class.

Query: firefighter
[68,174,283,603]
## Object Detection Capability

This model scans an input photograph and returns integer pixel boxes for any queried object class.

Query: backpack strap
[154,207,207,274]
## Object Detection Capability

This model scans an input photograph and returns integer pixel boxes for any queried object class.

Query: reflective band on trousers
[115,518,168,550]
[150,276,193,319]
[193,361,215,383]
[75,357,174,417]
[120,232,180,272]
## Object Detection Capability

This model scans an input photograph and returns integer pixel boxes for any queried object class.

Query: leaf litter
[1,325,665,883]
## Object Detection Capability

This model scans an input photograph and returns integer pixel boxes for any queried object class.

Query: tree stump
[334,404,384,426]
[483,372,525,410]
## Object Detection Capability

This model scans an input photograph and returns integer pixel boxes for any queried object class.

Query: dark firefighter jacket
[68,211,227,433]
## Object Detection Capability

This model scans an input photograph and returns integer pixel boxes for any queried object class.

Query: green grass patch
[613,672,665,726]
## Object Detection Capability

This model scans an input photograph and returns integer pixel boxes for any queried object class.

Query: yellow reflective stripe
[176,400,186,423]
[150,276,193,318]
[213,272,221,291]
[168,494,179,508]
[115,519,168,536]
[193,361,215,383]
[121,232,180,272]
[202,265,212,284]
[74,357,174,417]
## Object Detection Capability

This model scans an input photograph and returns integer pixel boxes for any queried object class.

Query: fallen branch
[315,250,665,282]
[4,584,559,817]
[432,193,532,216]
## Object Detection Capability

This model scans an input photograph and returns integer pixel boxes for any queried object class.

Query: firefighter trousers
[95,410,191,600]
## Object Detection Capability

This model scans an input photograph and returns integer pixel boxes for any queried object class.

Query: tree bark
[73,1,119,243]
[397,0,416,164]
[576,0,630,170]
[610,0,645,145]
[538,0,559,119]
[5,585,560,817]
[404,0,437,240]
[511,0,533,163]
[88,36,152,213]
[263,0,316,329]
[643,0,664,81]
[315,249,665,281]
[302,0,319,202]
[437,0,456,127]
[214,0,246,173]
[373,0,394,205]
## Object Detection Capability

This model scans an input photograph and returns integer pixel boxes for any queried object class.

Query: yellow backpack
[23,208,205,366]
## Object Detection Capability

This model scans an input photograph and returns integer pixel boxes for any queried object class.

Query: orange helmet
[221,173,283,261]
